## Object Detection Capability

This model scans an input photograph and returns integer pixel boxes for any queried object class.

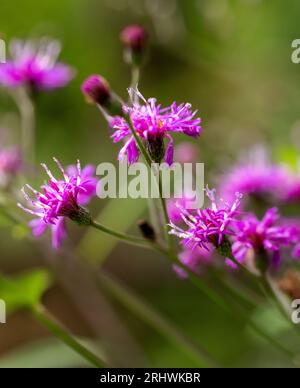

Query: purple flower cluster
[173,246,213,279]
[0,38,74,91]
[219,153,288,205]
[169,185,300,272]
[18,159,97,249]
[169,187,242,250]
[232,208,294,269]
[110,88,202,166]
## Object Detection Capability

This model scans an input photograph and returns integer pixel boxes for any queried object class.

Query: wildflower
[18,159,97,249]
[120,25,147,65]
[110,88,202,165]
[169,187,242,250]
[232,208,293,271]
[173,246,213,279]
[0,146,22,187]
[167,193,196,224]
[219,146,287,205]
[174,142,199,164]
[0,38,74,91]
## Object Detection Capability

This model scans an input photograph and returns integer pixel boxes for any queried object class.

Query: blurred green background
[0,0,300,367]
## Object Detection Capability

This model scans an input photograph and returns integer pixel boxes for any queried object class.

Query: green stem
[32,304,106,368]
[167,250,298,360]
[158,168,173,250]
[12,88,36,167]
[97,271,219,367]
[90,219,164,253]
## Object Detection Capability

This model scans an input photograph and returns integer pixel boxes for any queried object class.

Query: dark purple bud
[120,25,147,66]
[81,75,111,106]
[120,25,147,52]
[138,220,156,241]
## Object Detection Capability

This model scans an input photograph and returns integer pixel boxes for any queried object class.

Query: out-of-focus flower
[0,38,74,91]
[174,142,199,164]
[169,187,242,250]
[120,25,147,52]
[232,208,293,270]
[219,146,288,205]
[173,246,213,279]
[277,269,300,300]
[18,159,97,249]
[110,88,202,165]
[120,25,147,65]
[0,146,22,187]
[167,193,196,224]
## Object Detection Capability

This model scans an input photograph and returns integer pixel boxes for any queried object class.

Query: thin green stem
[90,219,164,253]
[12,88,36,167]
[32,304,106,368]
[166,250,298,360]
[98,270,219,367]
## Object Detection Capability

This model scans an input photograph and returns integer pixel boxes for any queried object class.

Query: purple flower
[173,246,213,279]
[0,146,22,186]
[169,187,242,250]
[167,193,197,224]
[0,38,74,91]
[174,142,199,164]
[18,159,97,249]
[219,147,288,204]
[110,88,202,165]
[232,208,293,269]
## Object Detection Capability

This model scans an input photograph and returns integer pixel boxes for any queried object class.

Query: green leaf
[0,269,52,314]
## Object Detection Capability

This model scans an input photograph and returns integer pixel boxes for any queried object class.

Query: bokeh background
[0,0,300,367]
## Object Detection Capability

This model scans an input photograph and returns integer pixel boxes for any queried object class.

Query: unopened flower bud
[138,219,156,241]
[120,25,147,66]
[81,75,123,116]
[81,75,111,106]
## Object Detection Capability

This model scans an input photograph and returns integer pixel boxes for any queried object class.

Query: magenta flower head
[110,88,202,165]
[18,159,98,249]
[219,147,288,205]
[0,146,22,187]
[232,208,293,271]
[174,142,199,164]
[173,246,213,279]
[120,25,147,65]
[0,38,74,92]
[169,187,242,250]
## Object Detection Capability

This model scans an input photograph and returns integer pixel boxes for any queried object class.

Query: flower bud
[81,75,111,106]
[138,219,156,241]
[120,25,147,66]
[81,75,123,116]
